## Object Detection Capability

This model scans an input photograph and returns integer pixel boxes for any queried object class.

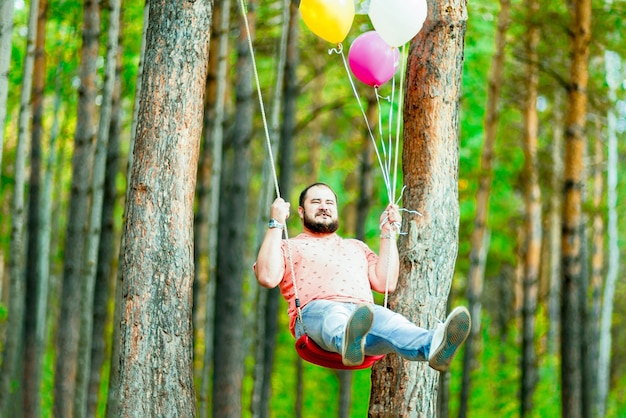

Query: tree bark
[54,1,100,415]
[547,91,563,355]
[75,0,120,415]
[368,0,467,415]
[520,0,541,413]
[197,1,230,416]
[560,0,591,417]
[596,49,620,418]
[251,1,294,417]
[21,0,48,415]
[110,0,212,416]
[212,1,255,417]
[0,0,39,414]
[87,5,124,415]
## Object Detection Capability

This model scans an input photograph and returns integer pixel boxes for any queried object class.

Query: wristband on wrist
[268,218,284,229]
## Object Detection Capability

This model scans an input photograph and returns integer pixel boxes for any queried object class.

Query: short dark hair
[298,183,338,207]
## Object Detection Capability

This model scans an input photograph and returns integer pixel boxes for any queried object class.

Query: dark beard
[303,212,339,233]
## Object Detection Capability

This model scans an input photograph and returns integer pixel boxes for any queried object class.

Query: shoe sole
[428,306,471,372]
[342,304,374,366]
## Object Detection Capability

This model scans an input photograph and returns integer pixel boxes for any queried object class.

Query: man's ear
[298,206,304,219]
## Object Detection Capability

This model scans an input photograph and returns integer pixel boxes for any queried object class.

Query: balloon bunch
[300,0,428,87]
[300,0,428,203]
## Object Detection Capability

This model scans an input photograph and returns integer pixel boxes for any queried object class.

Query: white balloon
[368,0,428,47]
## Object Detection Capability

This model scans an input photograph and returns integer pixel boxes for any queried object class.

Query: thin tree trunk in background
[110,0,212,415]
[38,67,63,418]
[0,0,38,414]
[585,116,604,418]
[560,0,591,416]
[213,2,255,417]
[54,1,100,415]
[460,1,509,416]
[548,91,563,355]
[22,0,48,415]
[87,5,124,415]
[0,0,15,172]
[369,0,467,414]
[74,0,120,416]
[251,1,292,417]
[597,49,620,418]
[520,0,541,412]
[198,1,230,416]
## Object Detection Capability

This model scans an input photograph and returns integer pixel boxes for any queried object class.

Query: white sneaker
[428,306,471,372]
[342,304,374,366]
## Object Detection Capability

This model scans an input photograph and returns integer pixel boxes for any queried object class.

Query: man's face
[300,185,339,233]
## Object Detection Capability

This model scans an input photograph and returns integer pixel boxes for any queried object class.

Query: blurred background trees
[0,0,624,416]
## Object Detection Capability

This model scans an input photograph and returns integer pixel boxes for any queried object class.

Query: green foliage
[0,302,7,322]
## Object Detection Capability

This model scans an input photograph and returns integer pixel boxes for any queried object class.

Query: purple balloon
[348,31,400,87]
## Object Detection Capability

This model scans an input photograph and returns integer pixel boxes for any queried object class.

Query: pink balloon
[348,31,400,87]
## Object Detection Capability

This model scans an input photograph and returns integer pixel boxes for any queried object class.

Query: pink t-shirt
[278,232,378,333]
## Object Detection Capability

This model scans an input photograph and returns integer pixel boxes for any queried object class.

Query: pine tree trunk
[212,2,255,417]
[596,50,620,418]
[548,91,563,355]
[22,0,48,415]
[560,0,591,416]
[106,6,148,417]
[459,1,509,415]
[251,1,294,417]
[520,0,541,412]
[88,5,124,414]
[198,1,230,416]
[368,0,467,415]
[110,1,212,416]
[54,1,100,415]
[0,0,39,414]
[75,1,120,416]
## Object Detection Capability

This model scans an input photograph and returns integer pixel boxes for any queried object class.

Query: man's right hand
[270,198,290,224]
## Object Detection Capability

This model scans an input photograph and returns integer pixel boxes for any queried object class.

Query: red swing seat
[295,334,385,370]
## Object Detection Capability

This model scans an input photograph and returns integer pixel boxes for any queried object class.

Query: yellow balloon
[300,0,355,44]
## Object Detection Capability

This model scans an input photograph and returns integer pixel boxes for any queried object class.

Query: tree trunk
[584,116,604,418]
[54,1,100,415]
[87,5,124,416]
[596,49,620,418]
[212,1,255,417]
[110,0,212,416]
[560,0,591,416]
[0,0,39,414]
[22,0,48,415]
[75,1,120,416]
[460,1,509,415]
[251,1,294,417]
[198,1,230,416]
[547,91,563,355]
[520,0,541,413]
[0,0,15,171]
[106,6,148,417]
[368,0,467,415]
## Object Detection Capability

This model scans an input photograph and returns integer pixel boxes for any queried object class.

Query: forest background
[0,0,625,417]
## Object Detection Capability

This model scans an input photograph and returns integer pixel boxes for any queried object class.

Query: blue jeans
[295,300,434,361]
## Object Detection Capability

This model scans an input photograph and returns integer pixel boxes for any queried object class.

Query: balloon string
[392,45,406,203]
[336,47,393,202]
